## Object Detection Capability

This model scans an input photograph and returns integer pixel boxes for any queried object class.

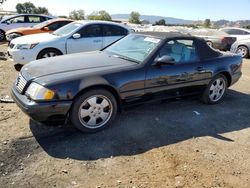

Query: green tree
[16,2,49,14]
[88,10,111,21]
[33,7,49,15]
[155,19,166,25]
[204,19,211,28]
[129,11,141,24]
[16,2,36,14]
[69,9,85,20]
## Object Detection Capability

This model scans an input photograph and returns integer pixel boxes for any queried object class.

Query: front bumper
[11,86,72,122]
[7,48,38,65]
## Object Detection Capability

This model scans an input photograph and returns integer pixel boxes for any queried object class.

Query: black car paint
[12,33,242,122]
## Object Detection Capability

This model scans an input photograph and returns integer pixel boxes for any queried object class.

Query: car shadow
[30,89,250,161]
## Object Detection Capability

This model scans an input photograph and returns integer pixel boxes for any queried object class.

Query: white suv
[0,14,54,40]
[8,20,133,65]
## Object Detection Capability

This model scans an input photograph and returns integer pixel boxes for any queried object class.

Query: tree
[16,2,36,14]
[155,19,166,26]
[69,9,85,20]
[204,19,211,28]
[16,2,49,14]
[129,11,141,24]
[33,7,49,15]
[88,10,111,21]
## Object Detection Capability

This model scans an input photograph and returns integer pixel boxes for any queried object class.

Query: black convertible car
[12,32,242,133]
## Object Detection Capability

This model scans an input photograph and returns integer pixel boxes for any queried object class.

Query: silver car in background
[231,38,250,58]
[190,29,236,51]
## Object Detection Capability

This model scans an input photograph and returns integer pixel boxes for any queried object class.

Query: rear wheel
[236,46,249,58]
[70,89,118,133]
[201,74,228,104]
[37,49,62,59]
[0,30,5,41]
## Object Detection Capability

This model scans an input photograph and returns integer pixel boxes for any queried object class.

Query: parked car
[11,32,242,133]
[0,14,54,41]
[190,29,236,51]
[220,27,250,41]
[8,20,133,65]
[6,18,73,41]
[231,38,250,58]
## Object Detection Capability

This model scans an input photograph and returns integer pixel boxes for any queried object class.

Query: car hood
[21,51,136,81]
[6,27,35,34]
[11,33,59,44]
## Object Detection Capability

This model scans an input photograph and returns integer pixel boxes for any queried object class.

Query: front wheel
[70,89,118,133]
[37,49,62,59]
[201,74,228,104]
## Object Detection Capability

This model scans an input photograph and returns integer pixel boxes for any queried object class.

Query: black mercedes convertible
[12,32,242,132]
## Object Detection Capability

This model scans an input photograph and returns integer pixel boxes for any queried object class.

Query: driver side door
[66,24,103,54]
[145,39,204,98]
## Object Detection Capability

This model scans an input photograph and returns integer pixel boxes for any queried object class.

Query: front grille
[15,74,27,93]
[9,43,15,49]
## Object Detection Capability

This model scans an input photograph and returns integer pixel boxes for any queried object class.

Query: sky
[1,0,250,21]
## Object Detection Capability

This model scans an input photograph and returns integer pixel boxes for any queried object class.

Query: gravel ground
[0,42,250,188]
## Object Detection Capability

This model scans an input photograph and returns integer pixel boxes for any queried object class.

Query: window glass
[47,21,71,31]
[103,25,128,36]
[8,16,25,23]
[53,22,82,36]
[28,16,41,23]
[80,24,102,38]
[159,39,199,63]
[105,34,161,63]
[225,29,249,35]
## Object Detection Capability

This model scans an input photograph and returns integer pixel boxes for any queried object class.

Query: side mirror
[72,33,81,39]
[154,55,175,66]
[42,27,49,31]
[6,20,11,25]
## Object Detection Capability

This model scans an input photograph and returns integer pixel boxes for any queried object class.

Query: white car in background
[220,27,250,41]
[8,20,132,65]
[0,14,54,41]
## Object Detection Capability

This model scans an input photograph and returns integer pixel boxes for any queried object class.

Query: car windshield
[104,34,161,63]
[53,22,82,36]
[32,20,50,28]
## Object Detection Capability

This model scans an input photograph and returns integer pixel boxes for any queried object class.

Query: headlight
[15,43,38,50]
[25,82,55,101]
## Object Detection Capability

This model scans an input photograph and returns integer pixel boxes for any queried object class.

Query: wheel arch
[217,71,232,87]
[37,47,63,59]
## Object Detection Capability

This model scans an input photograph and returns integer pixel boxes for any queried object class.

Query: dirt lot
[0,42,250,188]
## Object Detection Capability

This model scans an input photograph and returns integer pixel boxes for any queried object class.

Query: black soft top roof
[136,31,221,60]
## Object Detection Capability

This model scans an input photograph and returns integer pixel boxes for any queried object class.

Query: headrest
[171,43,184,54]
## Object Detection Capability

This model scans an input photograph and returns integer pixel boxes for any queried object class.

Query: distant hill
[111,14,194,25]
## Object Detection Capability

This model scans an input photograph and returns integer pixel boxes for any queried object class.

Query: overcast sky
[2,0,250,21]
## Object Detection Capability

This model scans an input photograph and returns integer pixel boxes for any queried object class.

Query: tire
[37,49,62,59]
[236,46,249,58]
[201,74,228,104]
[0,30,5,41]
[70,89,118,133]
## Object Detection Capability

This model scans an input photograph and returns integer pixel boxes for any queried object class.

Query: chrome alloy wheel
[78,95,113,129]
[209,78,226,102]
[42,52,58,58]
[236,46,248,58]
